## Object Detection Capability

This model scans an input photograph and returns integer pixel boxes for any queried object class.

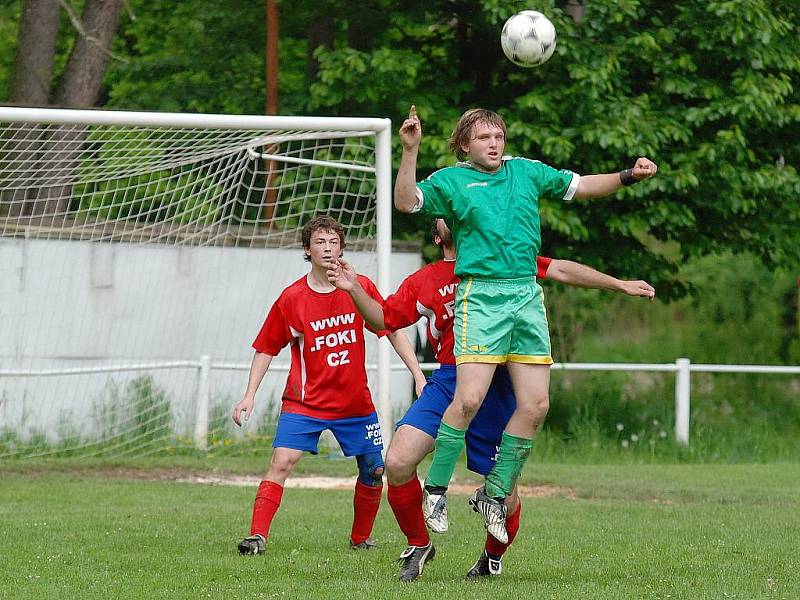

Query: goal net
[0,107,408,458]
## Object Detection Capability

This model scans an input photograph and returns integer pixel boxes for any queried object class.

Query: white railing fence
[3,357,799,449]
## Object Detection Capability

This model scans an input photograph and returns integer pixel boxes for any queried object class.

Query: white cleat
[469,487,508,544]
[422,487,449,534]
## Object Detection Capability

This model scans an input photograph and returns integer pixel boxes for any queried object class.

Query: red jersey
[382,256,552,365]
[252,274,386,420]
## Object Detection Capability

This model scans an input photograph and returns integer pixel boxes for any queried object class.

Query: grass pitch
[1,462,798,599]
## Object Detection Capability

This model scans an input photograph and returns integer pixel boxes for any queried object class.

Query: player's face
[305,229,342,268]
[462,121,505,173]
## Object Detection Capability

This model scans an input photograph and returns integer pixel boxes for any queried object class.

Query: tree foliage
[2,0,798,293]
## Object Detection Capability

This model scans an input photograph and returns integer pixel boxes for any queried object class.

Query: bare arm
[573,157,658,200]
[546,259,655,299]
[327,258,386,330]
[231,351,274,426]
[394,105,422,213]
[387,330,428,397]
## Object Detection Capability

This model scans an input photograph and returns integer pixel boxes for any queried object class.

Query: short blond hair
[448,108,507,161]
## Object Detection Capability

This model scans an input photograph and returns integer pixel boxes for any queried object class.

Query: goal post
[0,106,405,457]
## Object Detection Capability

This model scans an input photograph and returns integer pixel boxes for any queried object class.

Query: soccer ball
[500,10,557,68]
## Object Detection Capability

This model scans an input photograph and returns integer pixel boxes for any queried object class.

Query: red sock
[485,499,521,557]
[350,480,383,544]
[387,477,430,547]
[249,480,284,539]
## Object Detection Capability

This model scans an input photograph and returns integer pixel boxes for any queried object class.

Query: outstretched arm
[387,330,428,397]
[394,105,422,213]
[573,157,658,200]
[231,351,274,426]
[546,259,655,300]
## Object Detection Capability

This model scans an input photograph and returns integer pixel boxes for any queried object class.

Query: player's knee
[268,453,299,479]
[456,396,481,420]
[519,395,549,421]
[385,448,414,482]
[356,451,385,487]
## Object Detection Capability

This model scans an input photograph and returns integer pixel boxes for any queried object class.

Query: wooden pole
[265,0,279,115]
[262,0,279,228]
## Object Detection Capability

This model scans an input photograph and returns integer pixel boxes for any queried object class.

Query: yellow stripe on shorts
[461,276,474,353]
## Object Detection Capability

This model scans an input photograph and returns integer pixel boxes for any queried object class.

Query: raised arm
[387,330,428,397]
[573,157,658,200]
[231,351,274,426]
[546,259,655,299]
[394,105,422,213]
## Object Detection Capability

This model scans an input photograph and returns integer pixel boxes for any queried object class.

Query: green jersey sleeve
[416,169,456,219]
[524,160,579,201]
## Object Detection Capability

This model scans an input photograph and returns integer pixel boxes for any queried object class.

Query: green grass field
[1,461,798,599]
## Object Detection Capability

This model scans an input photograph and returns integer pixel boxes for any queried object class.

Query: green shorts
[453,276,552,365]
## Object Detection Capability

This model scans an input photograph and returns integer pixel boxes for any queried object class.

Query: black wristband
[619,168,637,186]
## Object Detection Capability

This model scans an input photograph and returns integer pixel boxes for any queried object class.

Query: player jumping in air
[394,106,658,543]
[232,216,426,555]
[327,218,655,581]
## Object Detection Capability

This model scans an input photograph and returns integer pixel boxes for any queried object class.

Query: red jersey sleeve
[357,275,390,337]
[252,296,294,355]
[382,271,424,332]
[536,256,552,279]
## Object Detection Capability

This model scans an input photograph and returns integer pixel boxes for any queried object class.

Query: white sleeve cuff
[563,172,580,201]
[410,187,424,213]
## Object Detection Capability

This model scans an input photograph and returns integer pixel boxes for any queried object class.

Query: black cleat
[350,537,378,550]
[237,534,266,555]
[466,550,503,579]
[397,542,436,582]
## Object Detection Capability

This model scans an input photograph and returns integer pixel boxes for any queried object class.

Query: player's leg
[386,424,433,541]
[424,277,512,505]
[386,366,456,580]
[330,411,385,548]
[238,446,304,555]
[238,413,323,555]
[462,368,521,574]
[473,363,549,543]
[474,279,551,543]
[349,450,384,549]
[423,362,495,532]
[468,487,521,579]
[386,425,437,580]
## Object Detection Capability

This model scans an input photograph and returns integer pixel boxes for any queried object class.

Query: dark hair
[430,219,441,244]
[301,216,345,262]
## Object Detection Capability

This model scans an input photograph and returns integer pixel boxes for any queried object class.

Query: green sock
[484,431,533,499]
[425,421,467,489]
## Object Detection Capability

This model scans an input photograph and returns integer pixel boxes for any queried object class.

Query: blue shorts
[273,411,384,456]
[396,365,516,475]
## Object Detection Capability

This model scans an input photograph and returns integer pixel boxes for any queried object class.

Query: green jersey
[416,157,578,279]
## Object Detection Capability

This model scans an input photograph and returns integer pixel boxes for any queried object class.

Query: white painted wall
[0,238,422,442]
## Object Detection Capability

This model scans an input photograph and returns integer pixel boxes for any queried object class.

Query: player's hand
[399,105,421,151]
[232,396,254,427]
[631,157,657,181]
[414,375,427,398]
[618,279,655,301]
[327,258,357,291]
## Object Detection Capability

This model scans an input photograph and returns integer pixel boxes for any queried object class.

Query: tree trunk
[3,0,60,218]
[54,0,125,107]
[9,0,60,105]
[38,0,125,219]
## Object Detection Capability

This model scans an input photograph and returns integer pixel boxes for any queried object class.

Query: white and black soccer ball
[500,10,557,68]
